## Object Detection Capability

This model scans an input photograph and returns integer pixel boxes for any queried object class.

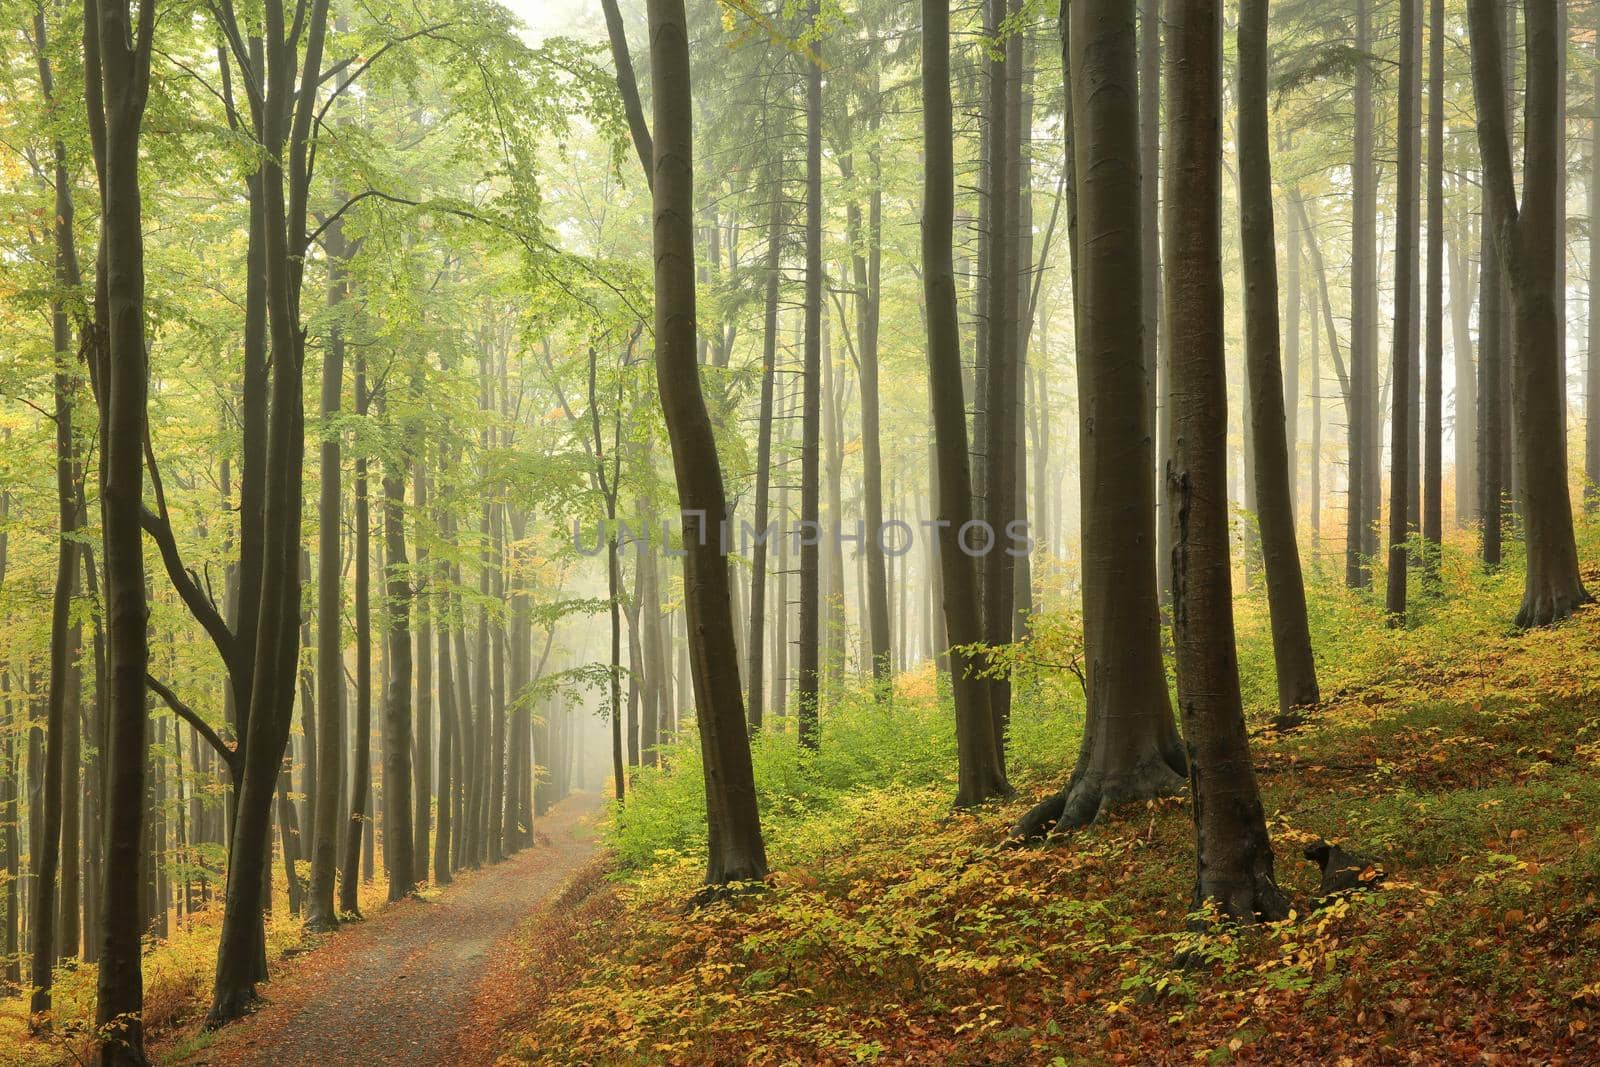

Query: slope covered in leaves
[492,540,1600,1065]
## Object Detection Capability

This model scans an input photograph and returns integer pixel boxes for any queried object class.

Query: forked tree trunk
[1238,0,1320,708]
[1167,0,1287,924]
[31,4,82,1006]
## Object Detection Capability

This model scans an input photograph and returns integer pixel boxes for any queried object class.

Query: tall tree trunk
[432,518,455,886]
[924,0,1008,808]
[1468,0,1591,627]
[1450,215,1479,526]
[796,0,823,748]
[1014,0,1184,840]
[981,0,1020,769]
[87,0,154,1054]
[1167,0,1287,925]
[338,359,372,916]
[412,455,431,873]
[1140,0,1167,605]
[1423,0,1445,568]
[209,0,332,1024]
[305,202,347,933]
[747,171,782,729]
[644,0,769,886]
[381,414,416,900]
[1238,0,1320,707]
[1348,0,1375,589]
[1588,30,1600,511]
[1387,0,1420,622]
[851,89,892,693]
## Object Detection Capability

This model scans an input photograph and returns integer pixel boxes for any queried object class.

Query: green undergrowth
[500,520,1600,1063]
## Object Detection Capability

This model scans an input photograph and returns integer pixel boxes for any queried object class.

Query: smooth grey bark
[1450,215,1479,526]
[1140,0,1167,604]
[1467,0,1591,627]
[1238,0,1320,709]
[1387,0,1420,623]
[1589,28,1600,511]
[31,2,82,1010]
[412,455,431,872]
[746,169,781,729]
[981,0,1020,769]
[1480,180,1505,568]
[338,356,371,916]
[923,0,1008,808]
[1166,0,1287,924]
[87,0,154,1054]
[1013,0,1183,840]
[1423,0,1445,565]
[644,0,768,886]
[305,200,347,933]
[1348,0,1375,589]
[380,406,415,901]
[796,0,823,747]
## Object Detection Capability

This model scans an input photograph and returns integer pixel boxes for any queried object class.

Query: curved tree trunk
[644,0,768,886]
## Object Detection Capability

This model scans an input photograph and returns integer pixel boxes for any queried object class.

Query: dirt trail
[176,792,603,1066]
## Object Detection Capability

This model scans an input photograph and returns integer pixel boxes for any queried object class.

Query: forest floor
[494,560,1600,1064]
[160,790,603,1066]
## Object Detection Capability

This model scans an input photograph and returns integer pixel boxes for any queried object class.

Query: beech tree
[1238,0,1319,709]
[1013,0,1185,840]
[1167,0,1286,924]
[1467,0,1590,627]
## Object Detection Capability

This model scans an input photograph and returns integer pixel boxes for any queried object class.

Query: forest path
[174,791,604,1066]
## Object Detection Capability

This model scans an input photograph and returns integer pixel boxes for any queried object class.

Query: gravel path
[178,791,604,1066]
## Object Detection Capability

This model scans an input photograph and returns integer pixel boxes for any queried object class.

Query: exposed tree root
[1007,756,1187,845]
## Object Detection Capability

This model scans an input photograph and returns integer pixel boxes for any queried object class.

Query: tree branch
[146,675,240,775]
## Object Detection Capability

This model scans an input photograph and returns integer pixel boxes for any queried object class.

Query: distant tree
[796,0,824,748]
[1386,0,1419,623]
